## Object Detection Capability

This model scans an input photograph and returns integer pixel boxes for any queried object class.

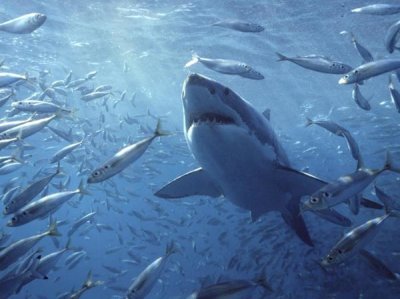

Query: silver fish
[185,54,264,79]
[339,59,400,84]
[11,100,71,114]
[352,84,371,110]
[7,181,87,227]
[87,120,170,183]
[212,19,264,32]
[0,13,46,34]
[389,74,400,113]
[321,192,400,267]
[302,152,399,212]
[4,163,60,215]
[277,53,352,74]
[385,19,400,53]
[351,4,400,15]
[50,140,83,164]
[125,242,176,299]
[0,221,59,270]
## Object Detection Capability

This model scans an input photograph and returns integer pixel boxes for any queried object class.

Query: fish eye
[93,171,100,176]
[11,217,16,222]
[354,70,358,74]
[322,192,330,198]
[22,211,27,216]
[338,249,343,254]
[104,165,109,169]
[327,256,334,261]
[208,87,215,95]
[344,75,349,78]
[310,197,319,204]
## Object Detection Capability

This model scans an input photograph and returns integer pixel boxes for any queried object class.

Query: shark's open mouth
[189,113,235,127]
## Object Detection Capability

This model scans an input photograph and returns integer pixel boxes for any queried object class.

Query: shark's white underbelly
[187,123,288,213]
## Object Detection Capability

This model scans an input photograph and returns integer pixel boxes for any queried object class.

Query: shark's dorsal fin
[262,108,271,121]
[155,168,221,198]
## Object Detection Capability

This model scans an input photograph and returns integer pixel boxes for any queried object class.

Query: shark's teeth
[190,113,235,126]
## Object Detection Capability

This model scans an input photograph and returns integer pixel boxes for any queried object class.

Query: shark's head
[182,73,289,165]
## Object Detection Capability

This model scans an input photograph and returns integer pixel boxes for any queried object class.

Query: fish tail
[383,151,400,173]
[154,119,172,137]
[375,185,400,218]
[305,117,313,127]
[11,144,25,163]
[84,270,93,287]
[48,218,61,237]
[184,53,200,68]
[77,179,90,197]
[165,241,178,257]
[276,52,288,61]
[254,269,273,292]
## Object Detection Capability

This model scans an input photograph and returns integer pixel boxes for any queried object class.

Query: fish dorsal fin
[154,168,221,199]
[262,109,271,121]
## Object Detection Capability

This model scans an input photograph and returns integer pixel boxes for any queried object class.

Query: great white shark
[155,73,381,246]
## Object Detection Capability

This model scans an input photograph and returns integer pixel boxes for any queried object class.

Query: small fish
[276,53,352,74]
[389,74,400,113]
[80,91,110,102]
[0,13,46,34]
[85,71,97,80]
[4,163,60,215]
[339,59,400,84]
[0,220,59,270]
[126,242,177,299]
[11,100,71,114]
[0,72,28,87]
[385,19,400,53]
[320,188,400,267]
[50,140,83,164]
[7,181,87,226]
[351,4,400,15]
[352,84,371,111]
[87,119,170,183]
[188,273,272,299]
[305,118,346,135]
[212,19,264,32]
[302,152,399,212]
[0,114,57,140]
[360,250,400,281]
[185,54,264,80]
[340,31,373,62]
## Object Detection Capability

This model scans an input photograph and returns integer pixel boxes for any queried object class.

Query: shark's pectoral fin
[154,168,221,199]
[281,197,314,247]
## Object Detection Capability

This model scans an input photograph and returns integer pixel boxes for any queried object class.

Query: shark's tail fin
[184,53,200,68]
[375,185,400,218]
[281,198,314,247]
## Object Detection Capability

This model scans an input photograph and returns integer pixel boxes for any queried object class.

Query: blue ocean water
[0,0,399,298]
